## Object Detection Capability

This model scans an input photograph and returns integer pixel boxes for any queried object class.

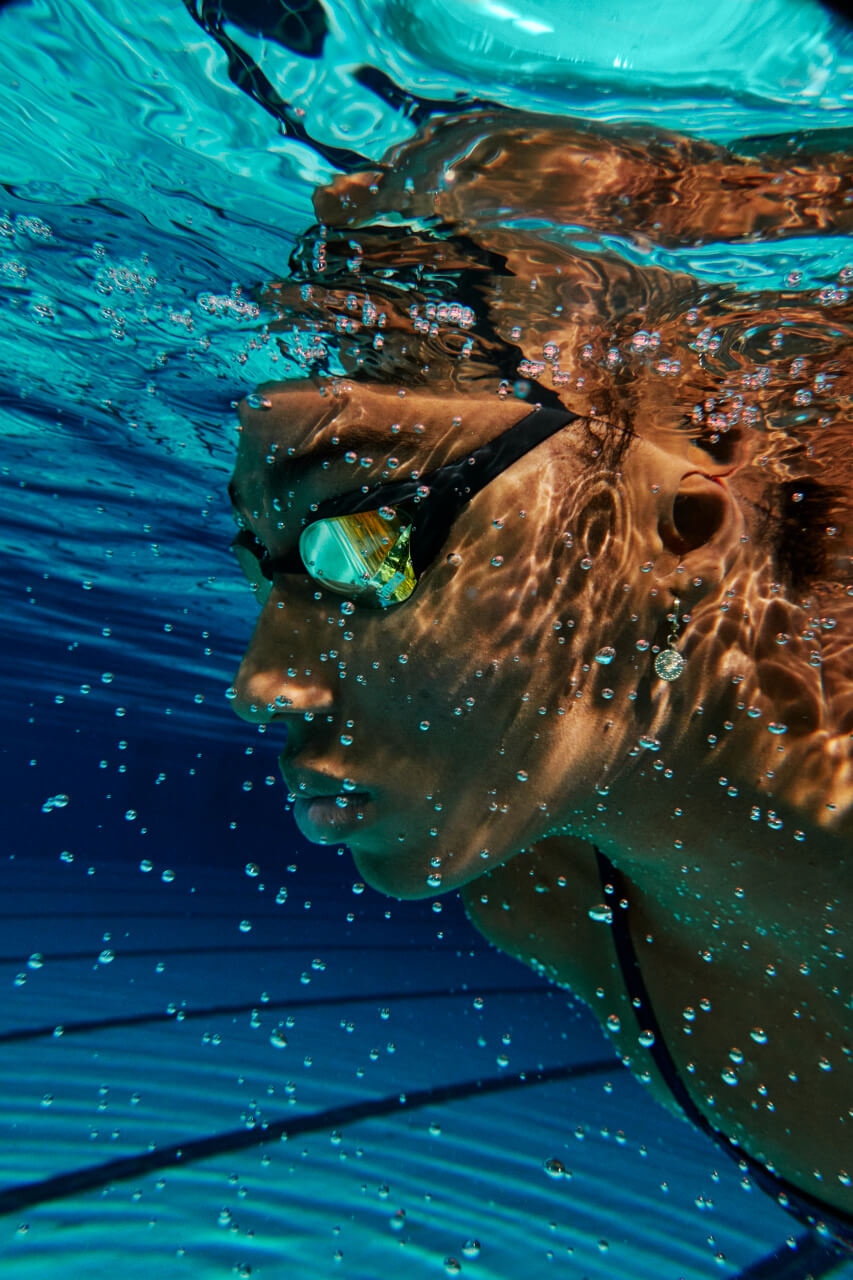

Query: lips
[279,756,373,843]
[292,792,373,842]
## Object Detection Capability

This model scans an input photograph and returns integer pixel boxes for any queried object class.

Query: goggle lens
[298,507,417,607]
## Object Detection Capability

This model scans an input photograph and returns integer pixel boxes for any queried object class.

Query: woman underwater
[227,112,853,1247]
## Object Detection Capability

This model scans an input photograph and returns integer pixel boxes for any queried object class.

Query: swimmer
[227,113,852,1247]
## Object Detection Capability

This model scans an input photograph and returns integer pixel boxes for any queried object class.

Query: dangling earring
[654,596,686,682]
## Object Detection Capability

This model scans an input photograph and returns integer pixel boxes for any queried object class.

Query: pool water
[2,1,852,1276]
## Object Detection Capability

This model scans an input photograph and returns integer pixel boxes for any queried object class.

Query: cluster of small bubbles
[41,793,70,814]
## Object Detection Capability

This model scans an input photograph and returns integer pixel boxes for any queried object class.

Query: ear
[659,472,729,555]
[656,470,741,587]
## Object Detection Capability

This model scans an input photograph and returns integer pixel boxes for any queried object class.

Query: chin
[350,846,438,900]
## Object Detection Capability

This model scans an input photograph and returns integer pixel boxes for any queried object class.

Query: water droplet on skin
[588,904,613,924]
[638,1030,656,1048]
[638,735,660,751]
[270,1026,288,1049]
[595,646,615,665]
[462,1240,481,1259]
[246,393,272,410]
[238,920,252,933]
[544,1158,566,1179]
[750,1027,768,1044]
[606,1014,621,1033]
[516,770,528,782]
[768,722,788,735]
[97,950,115,965]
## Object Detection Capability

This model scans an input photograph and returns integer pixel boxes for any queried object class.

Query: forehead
[229,377,534,514]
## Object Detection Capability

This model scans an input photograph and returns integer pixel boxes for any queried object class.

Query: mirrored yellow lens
[299,508,417,606]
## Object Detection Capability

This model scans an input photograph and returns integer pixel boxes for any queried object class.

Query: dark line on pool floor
[0,1060,613,1216]
[732,1230,849,1278]
[0,982,556,1044]
[0,941,492,965]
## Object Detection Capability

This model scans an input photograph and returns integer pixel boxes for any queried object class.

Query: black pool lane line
[731,1230,849,1279]
[0,1060,613,1216]
[0,983,552,1044]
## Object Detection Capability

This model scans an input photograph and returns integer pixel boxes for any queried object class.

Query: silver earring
[654,596,686,682]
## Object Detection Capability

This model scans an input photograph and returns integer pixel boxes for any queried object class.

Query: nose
[229,606,335,725]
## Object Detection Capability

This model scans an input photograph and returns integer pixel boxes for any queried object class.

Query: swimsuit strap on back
[593,845,853,1256]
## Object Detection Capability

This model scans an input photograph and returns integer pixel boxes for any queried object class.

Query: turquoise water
[2,1,853,1276]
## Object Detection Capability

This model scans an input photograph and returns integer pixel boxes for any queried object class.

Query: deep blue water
[2,1,852,1276]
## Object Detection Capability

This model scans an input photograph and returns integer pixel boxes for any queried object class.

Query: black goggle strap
[310,404,578,574]
[243,404,578,583]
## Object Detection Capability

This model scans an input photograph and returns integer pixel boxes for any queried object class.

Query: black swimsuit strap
[593,845,853,1255]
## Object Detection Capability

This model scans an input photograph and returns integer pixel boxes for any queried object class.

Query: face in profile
[227,374,685,898]
[228,110,853,898]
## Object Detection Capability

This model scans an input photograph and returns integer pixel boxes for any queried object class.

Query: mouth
[292,792,373,841]
[280,756,374,842]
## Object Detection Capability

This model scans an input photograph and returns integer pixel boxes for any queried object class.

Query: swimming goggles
[232,403,577,609]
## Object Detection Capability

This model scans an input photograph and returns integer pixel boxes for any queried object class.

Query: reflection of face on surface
[229,375,751,897]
